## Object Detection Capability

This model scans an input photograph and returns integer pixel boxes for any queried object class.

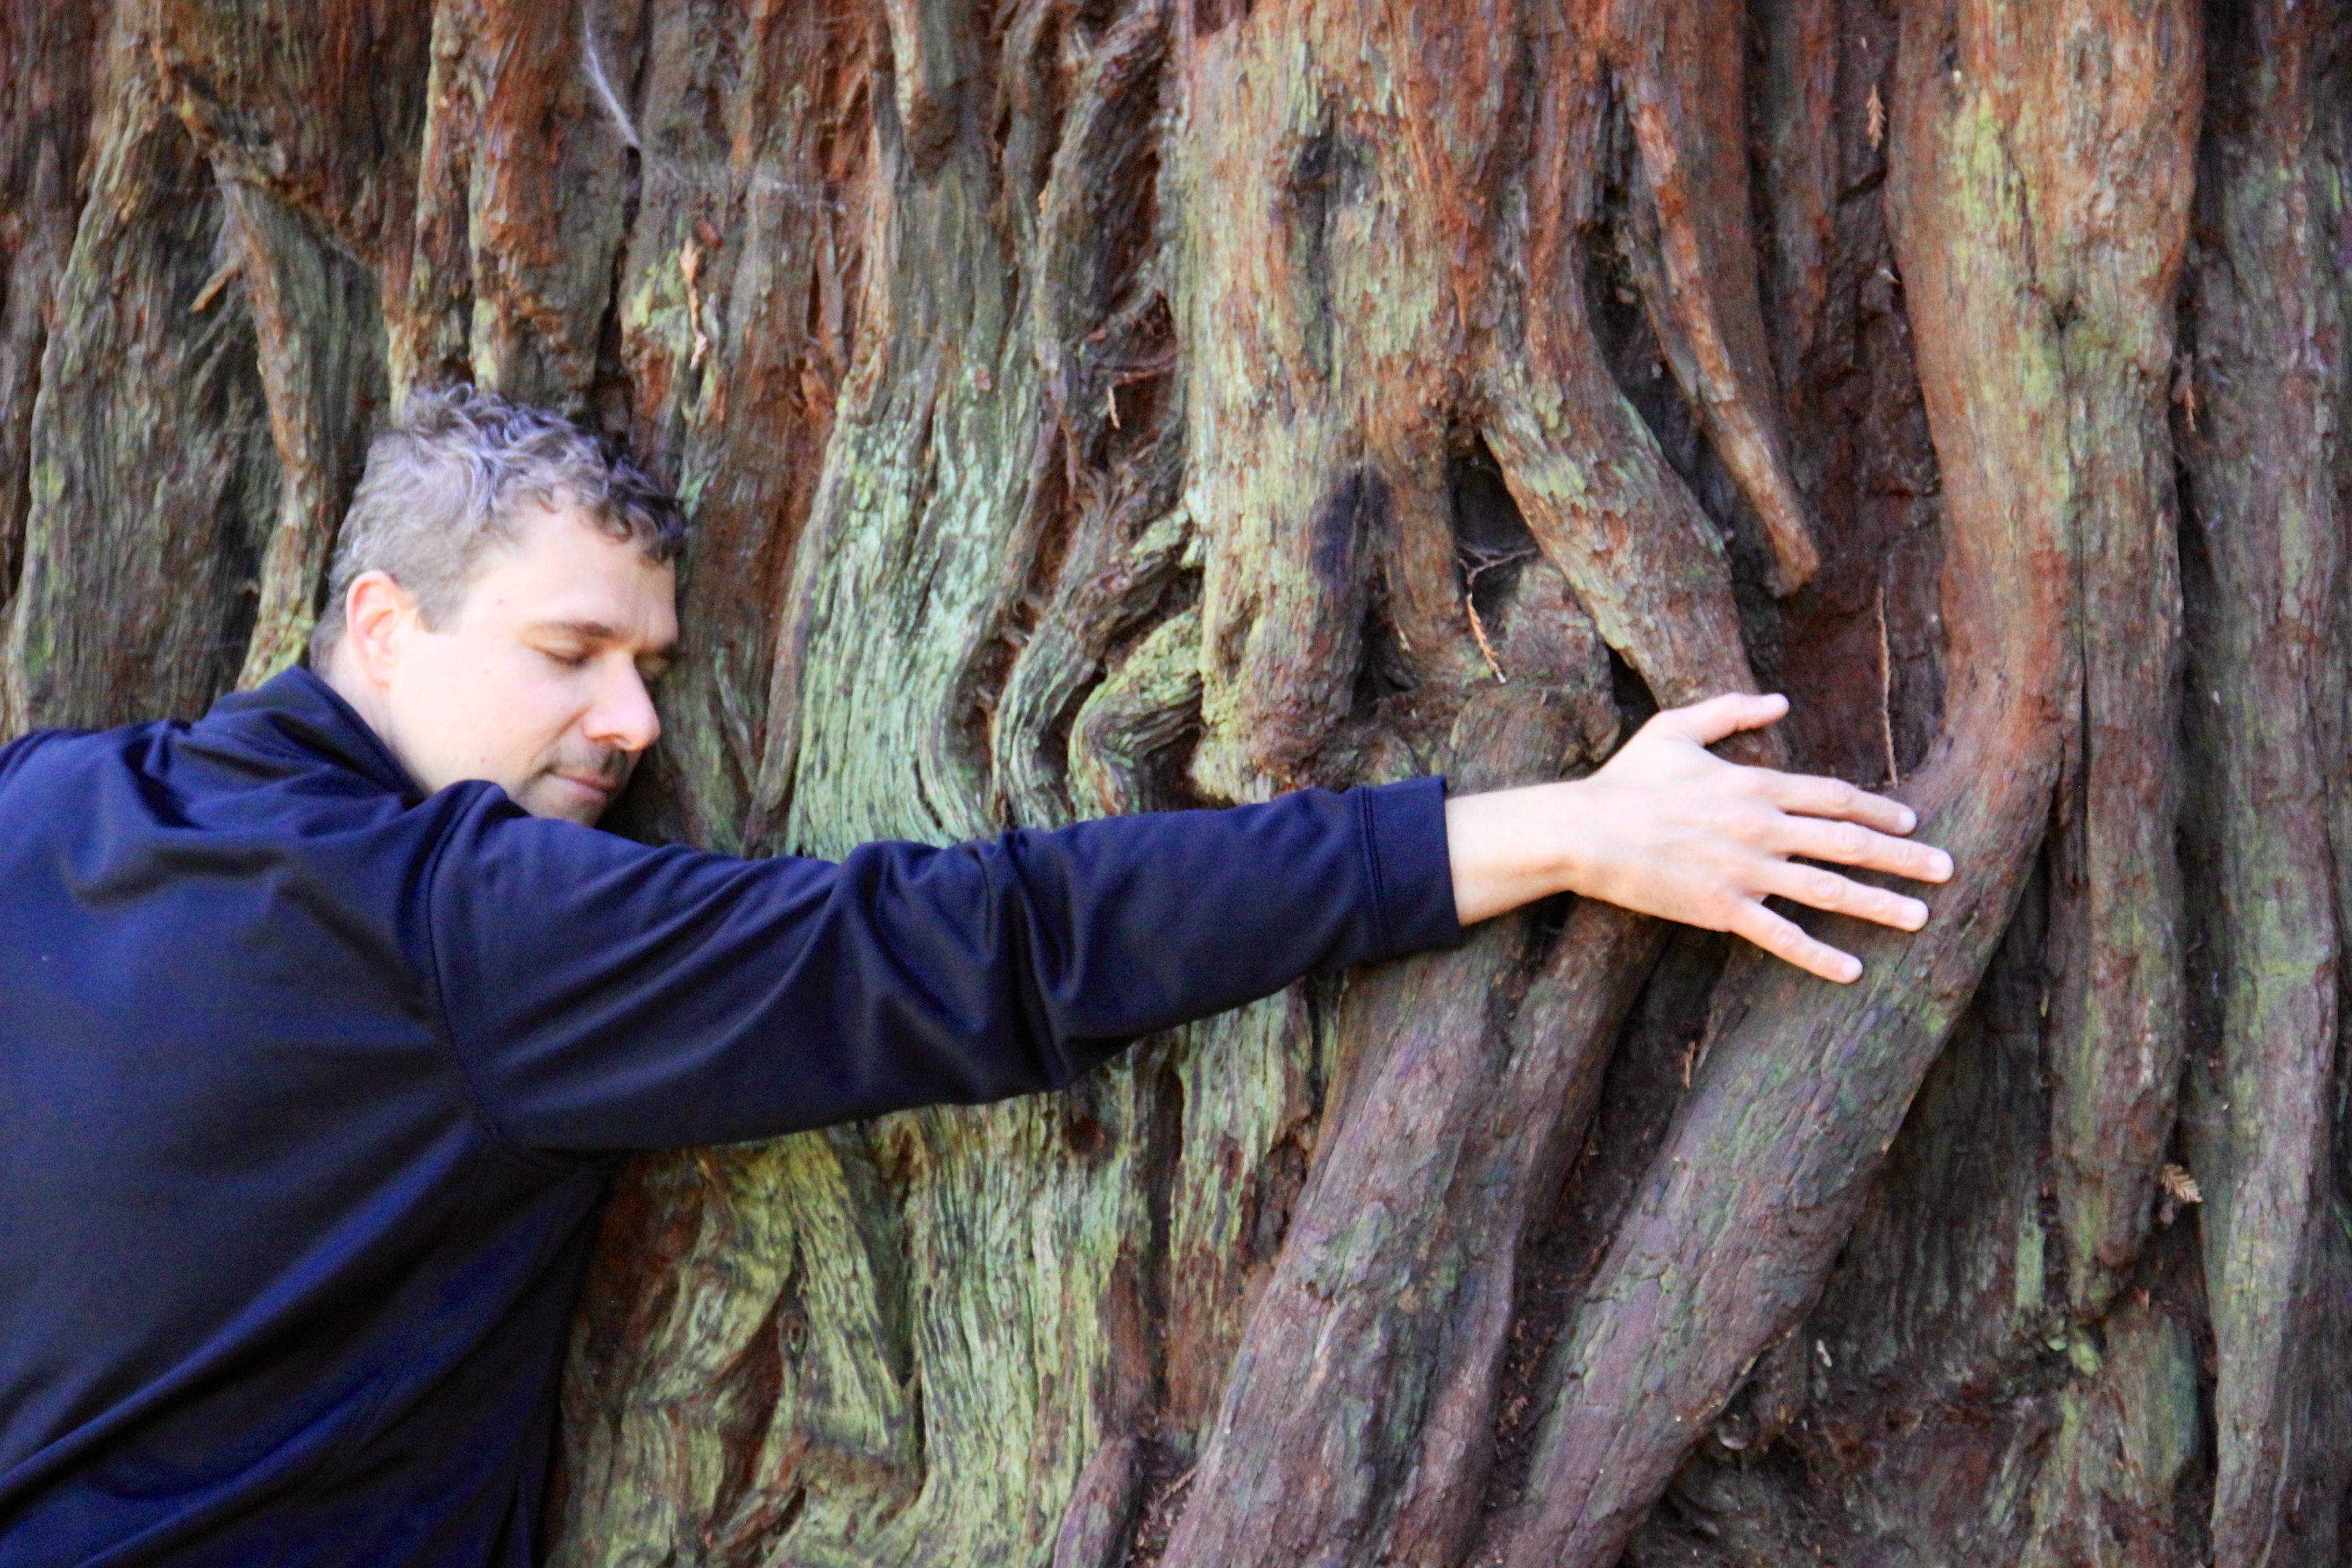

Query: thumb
[1650,691,1791,747]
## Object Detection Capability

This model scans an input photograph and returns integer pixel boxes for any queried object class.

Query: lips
[536,749,636,815]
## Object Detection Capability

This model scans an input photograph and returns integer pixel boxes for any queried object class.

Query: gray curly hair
[308,386,686,663]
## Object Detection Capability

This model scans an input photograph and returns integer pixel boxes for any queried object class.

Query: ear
[340,571,418,691]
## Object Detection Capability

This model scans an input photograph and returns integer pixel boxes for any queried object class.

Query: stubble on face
[517,740,640,824]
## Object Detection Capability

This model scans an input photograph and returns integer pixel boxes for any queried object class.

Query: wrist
[1538,776,1608,902]
[1443,779,1592,926]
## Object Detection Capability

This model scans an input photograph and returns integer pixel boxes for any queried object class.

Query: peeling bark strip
[4,0,2351,1562]
[1487,0,2197,1560]
[1605,0,1820,595]
[2032,0,2199,1330]
[611,0,873,855]
[5,2,278,731]
[1156,1,1775,1558]
[0,0,101,736]
[2184,3,2352,1562]
[150,0,431,276]
[225,182,388,687]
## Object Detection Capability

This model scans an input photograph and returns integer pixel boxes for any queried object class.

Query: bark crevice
[3,1,2344,1563]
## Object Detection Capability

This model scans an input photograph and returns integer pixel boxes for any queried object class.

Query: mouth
[532,749,637,819]
[548,772,621,806]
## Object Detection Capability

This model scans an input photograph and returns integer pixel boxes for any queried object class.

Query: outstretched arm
[424,779,1459,1153]
[1444,693,1952,981]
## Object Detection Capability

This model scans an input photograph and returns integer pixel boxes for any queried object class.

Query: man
[0,388,1948,1565]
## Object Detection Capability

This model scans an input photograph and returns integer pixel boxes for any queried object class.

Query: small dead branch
[1466,595,1508,684]
[1458,545,1537,685]
[581,3,642,150]
[1125,1464,1196,1567]
[1878,581,1899,787]
[2157,1162,2203,1226]
[680,238,712,372]
[191,258,242,314]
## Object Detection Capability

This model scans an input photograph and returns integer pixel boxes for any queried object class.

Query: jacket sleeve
[419,778,1462,1154]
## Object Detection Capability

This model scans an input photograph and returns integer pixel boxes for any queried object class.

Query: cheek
[398,647,583,780]
[489,659,597,756]
[408,685,509,773]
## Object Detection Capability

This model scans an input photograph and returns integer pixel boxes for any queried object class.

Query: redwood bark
[2,1,2346,1565]
[2182,4,2352,1561]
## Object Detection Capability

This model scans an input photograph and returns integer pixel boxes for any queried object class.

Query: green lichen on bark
[7,4,278,730]
[3,0,2349,1563]
[2179,3,2352,1561]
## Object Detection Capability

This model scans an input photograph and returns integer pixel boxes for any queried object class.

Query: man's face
[368,505,679,824]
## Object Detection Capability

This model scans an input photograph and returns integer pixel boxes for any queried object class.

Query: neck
[320,642,405,771]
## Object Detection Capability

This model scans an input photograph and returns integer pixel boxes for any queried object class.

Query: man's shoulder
[0,728,48,786]
[0,722,146,794]
[0,706,493,913]
[0,712,520,1072]
[1,725,92,765]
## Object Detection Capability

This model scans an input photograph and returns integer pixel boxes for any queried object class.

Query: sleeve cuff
[1359,775,1467,961]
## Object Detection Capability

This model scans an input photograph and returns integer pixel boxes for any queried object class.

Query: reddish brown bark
[2,1,2346,1564]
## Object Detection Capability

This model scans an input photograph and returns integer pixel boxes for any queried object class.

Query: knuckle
[1810,868,1845,907]
[1831,821,1867,858]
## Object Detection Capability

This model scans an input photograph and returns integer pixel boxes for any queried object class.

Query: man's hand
[1442,692,1953,982]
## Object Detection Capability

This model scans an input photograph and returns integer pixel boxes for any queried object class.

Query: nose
[584,659,662,755]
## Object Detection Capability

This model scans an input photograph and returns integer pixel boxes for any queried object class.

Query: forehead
[463,504,679,642]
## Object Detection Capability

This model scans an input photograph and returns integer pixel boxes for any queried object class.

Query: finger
[1729,901,1863,983]
[1764,770,1919,836]
[1774,815,1954,883]
[1757,861,1930,932]
[1650,691,1790,748]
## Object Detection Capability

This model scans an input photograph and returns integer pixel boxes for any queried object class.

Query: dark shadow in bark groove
[5,0,2345,1561]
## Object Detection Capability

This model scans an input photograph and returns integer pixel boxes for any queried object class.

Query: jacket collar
[198,666,424,802]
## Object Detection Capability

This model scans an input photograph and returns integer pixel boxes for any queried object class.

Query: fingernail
[1841,956,1863,982]
[1897,806,1918,832]
[1908,900,1929,928]
[1931,851,1953,879]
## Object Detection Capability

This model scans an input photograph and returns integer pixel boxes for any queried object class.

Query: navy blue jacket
[0,668,1460,1566]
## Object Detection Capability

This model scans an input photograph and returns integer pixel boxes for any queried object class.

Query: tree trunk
[5,0,2348,1563]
